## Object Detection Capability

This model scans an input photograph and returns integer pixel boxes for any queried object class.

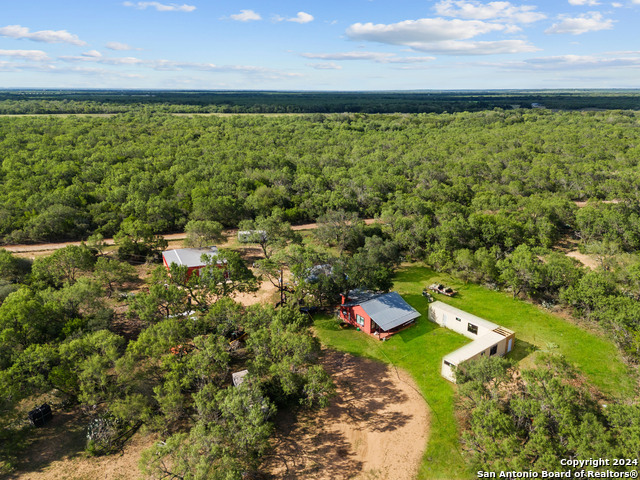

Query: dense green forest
[2,109,640,360]
[1,108,640,478]
[1,89,639,114]
[1,109,639,243]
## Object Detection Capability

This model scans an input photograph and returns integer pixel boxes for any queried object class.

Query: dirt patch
[263,350,429,480]
[2,219,378,257]
[565,250,598,269]
[574,199,620,208]
[8,409,156,480]
[234,277,279,307]
[13,433,156,480]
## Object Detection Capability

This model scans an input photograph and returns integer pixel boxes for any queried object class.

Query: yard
[313,264,636,480]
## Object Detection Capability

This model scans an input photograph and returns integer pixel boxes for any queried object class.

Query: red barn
[339,290,420,340]
[162,246,225,279]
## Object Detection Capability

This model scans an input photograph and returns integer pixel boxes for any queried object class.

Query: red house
[339,290,420,340]
[162,246,225,279]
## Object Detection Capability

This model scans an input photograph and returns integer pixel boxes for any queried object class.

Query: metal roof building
[339,290,420,339]
[359,292,421,331]
[162,246,221,268]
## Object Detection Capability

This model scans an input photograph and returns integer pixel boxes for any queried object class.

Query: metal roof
[341,289,380,306]
[359,292,421,331]
[162,246,220,268]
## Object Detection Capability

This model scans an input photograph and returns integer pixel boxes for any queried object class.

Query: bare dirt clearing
[6,407,156,480]
[565,250,598,270]
[553,235,598,270]
[263,350,430,480]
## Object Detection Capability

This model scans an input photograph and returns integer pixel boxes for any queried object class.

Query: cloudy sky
[1,0,639,90]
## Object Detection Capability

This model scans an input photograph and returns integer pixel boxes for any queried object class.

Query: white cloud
[545,12,614,34]
[422,39,538,54]
[291,12,314,23]
[0,49,49,61]
[0,25,87,46]
[106,41,136,51]
[276,12,314,23]
[57,53,300,80]
[345,18,537,54]
[60,53,144,65]
[301,51,436,63]
[151,61,303,80]
[611,2,622,6]
[568,0,600,5]
[123,2,196,12]
[434,0,546,23]
[82,50,102,58]
[347,18,507,44]
[496,54,640,71]
[307,62,342,70]
[0,61,145,79]
[230,10,262,21]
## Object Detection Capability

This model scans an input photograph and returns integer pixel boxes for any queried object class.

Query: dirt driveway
[263,349,430,480]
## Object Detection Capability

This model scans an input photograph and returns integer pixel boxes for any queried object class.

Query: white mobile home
[428,301,515,383]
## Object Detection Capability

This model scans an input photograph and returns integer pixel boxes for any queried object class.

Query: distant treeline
[2,109,640,364]
[1,89,640,114]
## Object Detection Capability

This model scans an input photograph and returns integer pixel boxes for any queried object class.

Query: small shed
[232,369,249,387]
[339,290,420,339]
[162,246,224,278]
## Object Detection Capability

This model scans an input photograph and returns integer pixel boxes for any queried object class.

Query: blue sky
[1,0,639,90]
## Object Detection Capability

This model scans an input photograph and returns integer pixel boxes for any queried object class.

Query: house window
[490,345,498,356]
[444,360,454,367]
[467,323,478,335]
[356,314,365,327]
[456,317,462,322]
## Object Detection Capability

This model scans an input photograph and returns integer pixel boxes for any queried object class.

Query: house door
[507,338,513,352]
[442,314,447,327]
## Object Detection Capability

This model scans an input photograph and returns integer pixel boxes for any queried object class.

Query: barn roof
[359,292,420,332]
[162,246,220,268]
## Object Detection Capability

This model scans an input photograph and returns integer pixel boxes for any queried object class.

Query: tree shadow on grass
[6,409,86,479]
[508,338,538,363]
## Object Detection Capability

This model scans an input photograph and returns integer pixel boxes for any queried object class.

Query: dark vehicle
[28,404,52,427]
[428,284,457,297]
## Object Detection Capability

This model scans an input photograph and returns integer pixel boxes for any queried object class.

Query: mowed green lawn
[313,265,636,480]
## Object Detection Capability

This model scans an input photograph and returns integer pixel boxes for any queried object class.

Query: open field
[410,268,636,398]
[313,265,637,480]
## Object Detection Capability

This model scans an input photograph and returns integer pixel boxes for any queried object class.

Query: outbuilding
[162,246,224,279]
[339,290,420,339]
[428,301,515,383]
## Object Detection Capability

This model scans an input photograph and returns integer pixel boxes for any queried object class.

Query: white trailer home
[428,301,515,383]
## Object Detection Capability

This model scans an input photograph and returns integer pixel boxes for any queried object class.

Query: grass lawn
[313,264,636,480]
